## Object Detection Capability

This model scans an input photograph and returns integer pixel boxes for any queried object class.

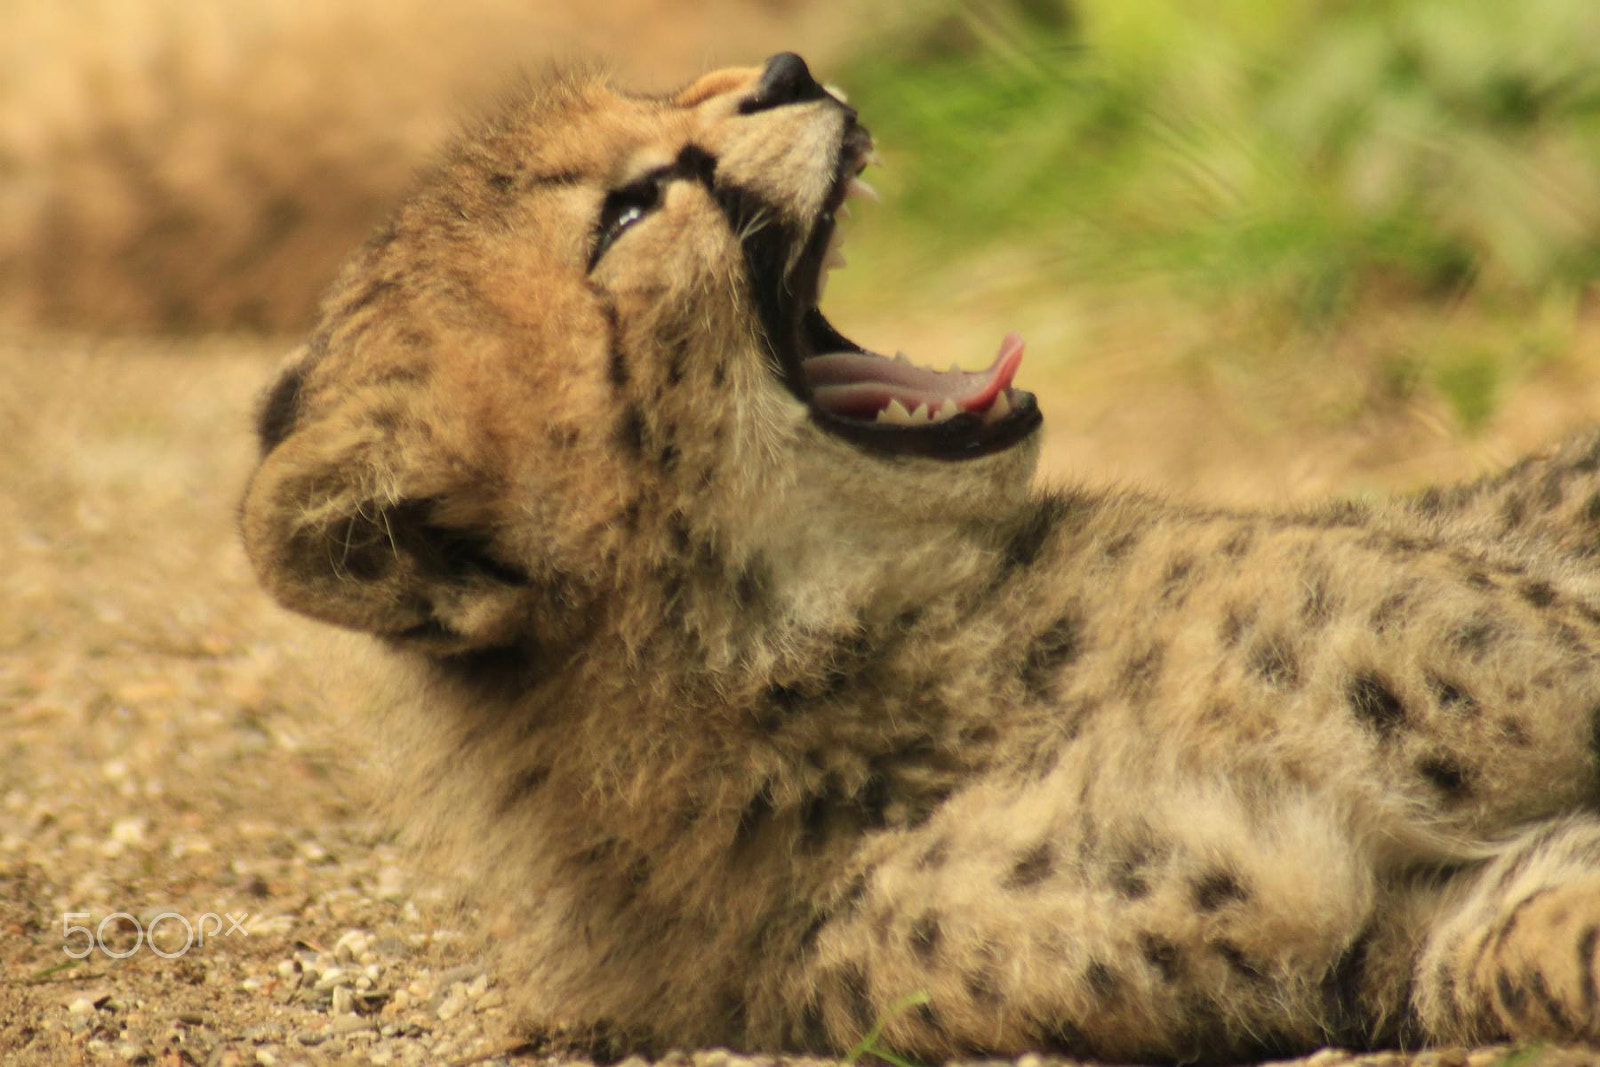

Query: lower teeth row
[874,390,1014,426]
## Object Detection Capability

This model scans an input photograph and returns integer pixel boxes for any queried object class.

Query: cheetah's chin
[766,128,1042,461]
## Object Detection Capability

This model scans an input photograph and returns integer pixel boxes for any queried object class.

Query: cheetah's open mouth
[755,123,1041,460]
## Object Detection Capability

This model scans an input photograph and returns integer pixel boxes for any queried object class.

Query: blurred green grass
[832,0,1600,433]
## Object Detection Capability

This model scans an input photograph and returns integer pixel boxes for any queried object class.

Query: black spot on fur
[1161,555,1197,603]
[1320,933,1373,1046]
[1193,870,1249,911]
[733,782,776,848]
[795,1001,829,1053]
[1122,642,1166,695]
[964,967,1002,1008]
[1579,926,1599,1014]
[1501,494,1527,530]
[1109,840,1161,900]
[345,278,398,316]
[1002,494,1081,574]
[497,765,550,813]
[615,405,646,456]
[1041,1019,1092,1058]
[856,774,891,831]
[658,443,680,471]
[1249,637,1300,688]
[1585,492,1600,526]
[1369,591,1411,634]
[1085,960,1120,999]
[1019,614,1083,700]
[838,966,873,1032]
[1426,673,1479,716]
[487,172,515,193]
[1521,580,1558,607]
[1348,672,1407,737]
[1499,717,1531,746]
[1219,603,1255,647]
[919,837,950,870]
[909,912,942,962]
[1496,970,1529,1019]
[665,336,689,386]
[735,557,769,611]
[1004,842,1056,889]
[1220,528,1255,558]
[1540,469,1567,508]
[1450,616,1500,657]
[1215,940,1267,983]
[1526,968,1576,1032]
[1140,933,1182,982]
[758,684,802,730]
[1417,754,1473,799]
[1300,569,1336,626]
[529,170,585,187]
[255,362,308,454]
[1103,532,1140,560]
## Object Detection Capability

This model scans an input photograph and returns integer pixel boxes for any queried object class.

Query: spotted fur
[244,57,1600,1062]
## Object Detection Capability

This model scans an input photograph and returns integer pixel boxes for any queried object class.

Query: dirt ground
[5,319,1600,1066]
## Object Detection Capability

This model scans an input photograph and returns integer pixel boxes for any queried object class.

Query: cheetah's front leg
[774,776,1390,1063]
[1417,815,1600,1045]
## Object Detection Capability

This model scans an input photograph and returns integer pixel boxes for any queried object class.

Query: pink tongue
[805,333,1025,419]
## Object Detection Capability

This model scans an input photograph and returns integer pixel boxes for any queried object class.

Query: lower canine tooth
[934,399,959,422]
[877,398,914,425]
[825,248,847,269]
[988,390,1013,420]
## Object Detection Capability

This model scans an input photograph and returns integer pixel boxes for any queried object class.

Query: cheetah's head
[242,55,1042,654]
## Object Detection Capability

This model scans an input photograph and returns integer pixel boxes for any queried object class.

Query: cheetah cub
[244,53,1600,1063]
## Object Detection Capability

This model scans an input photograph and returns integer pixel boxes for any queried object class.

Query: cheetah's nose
[740,52,828,114]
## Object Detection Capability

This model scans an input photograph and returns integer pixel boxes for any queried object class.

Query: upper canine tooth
[825,83,849,104]
[846,178,880,203]
[825,248,847,270]
[893,351,911,364]
[837,204,852,219]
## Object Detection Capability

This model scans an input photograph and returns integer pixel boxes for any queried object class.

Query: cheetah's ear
[240,418,533,654]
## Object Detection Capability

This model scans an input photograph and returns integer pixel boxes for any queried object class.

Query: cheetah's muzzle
[745,93,1042,461]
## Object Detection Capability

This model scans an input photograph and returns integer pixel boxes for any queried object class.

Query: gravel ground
[4,330,1599,1067]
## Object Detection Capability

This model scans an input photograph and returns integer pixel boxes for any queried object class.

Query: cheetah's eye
[588,175,662,270]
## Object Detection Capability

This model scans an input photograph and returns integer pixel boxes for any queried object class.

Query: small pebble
[435,990,469,1021]
[331,985,354,1014]
[242,1024,285,1044]
[330,1014,375,1035]
[67,998,96,1016]
[295,1028,326,1046]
